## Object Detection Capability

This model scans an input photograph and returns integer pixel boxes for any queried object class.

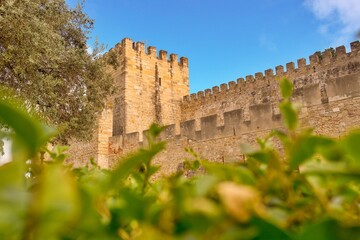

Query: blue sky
[67,0,359,93]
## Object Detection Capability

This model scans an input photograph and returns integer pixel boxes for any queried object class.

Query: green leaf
[241,143,277,165]
[147,123,166,142]
[0,161,28,238]
[270,129,290,146]
[251,217,294,240]
[279,101,298,131]
[301,162,360,177]
[0,100,55,158]
[111,141,166,186]
[193,175,218,196]
[248,151,272,164]
[27,164,80,239]
[300,219,360,240]
[341,130,360,166]
[317,143,344,162]
[202,161,256,185]
[289,135,334,170]
[280,78,293,99]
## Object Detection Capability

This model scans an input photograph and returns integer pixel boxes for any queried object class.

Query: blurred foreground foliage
[0,78,359,240]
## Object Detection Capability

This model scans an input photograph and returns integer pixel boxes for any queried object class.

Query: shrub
[0,78,359,239]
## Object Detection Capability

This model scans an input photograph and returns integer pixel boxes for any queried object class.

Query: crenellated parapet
[112,38,360,150]
[69,37,360,173]
[109,38,190,138]
[116,37,188,68]
[112,99,282,149]
[181,41,360,108]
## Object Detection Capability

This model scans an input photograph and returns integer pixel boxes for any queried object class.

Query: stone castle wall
[68,39,360,175]
[110,38,189,139]
[66,104,113,168]
[68,37,189,167]
[180,42,360,138]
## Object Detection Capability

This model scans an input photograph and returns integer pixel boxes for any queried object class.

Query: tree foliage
[0,0,114,142]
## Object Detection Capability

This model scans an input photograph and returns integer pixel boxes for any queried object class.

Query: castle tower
[108,38,189,141]
[68,39,360,173]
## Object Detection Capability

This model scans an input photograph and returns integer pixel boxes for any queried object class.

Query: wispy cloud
[304,0,360,44]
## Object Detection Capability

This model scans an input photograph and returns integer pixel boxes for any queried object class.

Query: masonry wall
[68,38,360,176]
[111,38,189,141]
[68,38,189,166]
[66,138,97,168]
[67,104,112,168]
[108,41,360,176]
[147,95,360,176]
[180,42,360,125]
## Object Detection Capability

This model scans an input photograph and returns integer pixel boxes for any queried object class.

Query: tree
[0,0,114,143]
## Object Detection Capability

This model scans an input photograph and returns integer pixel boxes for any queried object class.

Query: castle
[68,38,360,174]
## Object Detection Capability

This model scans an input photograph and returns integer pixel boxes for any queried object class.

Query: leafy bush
[0,78,359,239]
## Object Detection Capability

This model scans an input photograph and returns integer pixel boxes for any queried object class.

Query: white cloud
[305,0,360,44]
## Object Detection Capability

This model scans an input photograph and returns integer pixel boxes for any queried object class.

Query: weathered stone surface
[68,39,360,176]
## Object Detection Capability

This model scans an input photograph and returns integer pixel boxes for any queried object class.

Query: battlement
[182,41,360,106]
[118,38,188,67]
[110,38,189,137]
[130,102,280,145]
[69,37,360,174]
[116,38,360,144]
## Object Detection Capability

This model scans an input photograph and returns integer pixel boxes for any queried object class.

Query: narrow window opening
[158,77,162,86]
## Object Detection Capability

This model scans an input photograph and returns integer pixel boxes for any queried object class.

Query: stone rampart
[110,38,189,138]
[108,41,360,175]
[180,41,360,122]
[68,38,360,175]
